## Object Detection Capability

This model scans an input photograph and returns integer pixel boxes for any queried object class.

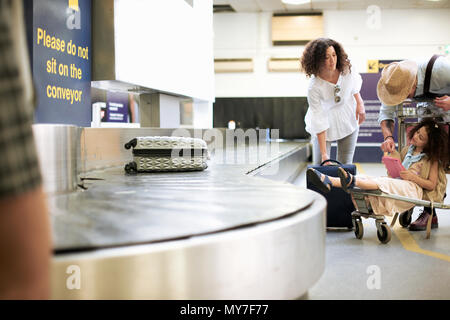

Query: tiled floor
[293,163,450,300]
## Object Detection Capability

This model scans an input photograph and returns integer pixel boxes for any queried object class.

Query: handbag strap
[320,159,343,166]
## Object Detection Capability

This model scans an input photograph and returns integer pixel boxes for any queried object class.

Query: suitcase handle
[320,159,343,166]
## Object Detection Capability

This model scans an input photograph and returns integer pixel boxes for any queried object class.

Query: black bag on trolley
[307,159,356,229]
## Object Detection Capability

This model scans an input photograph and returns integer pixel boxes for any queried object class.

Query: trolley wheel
[399,209,413,228]
[354,219,364,239]
[377,223,392,244]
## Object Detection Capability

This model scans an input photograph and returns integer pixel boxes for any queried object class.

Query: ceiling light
[281,0,311,5]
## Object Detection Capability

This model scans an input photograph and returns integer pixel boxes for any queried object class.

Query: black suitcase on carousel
[307,160,356,229]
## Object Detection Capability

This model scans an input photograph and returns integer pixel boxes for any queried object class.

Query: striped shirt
[0,0,42,197]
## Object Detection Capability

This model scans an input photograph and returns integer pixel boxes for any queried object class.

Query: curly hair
[408,118,449,168]
[300,38,351,77]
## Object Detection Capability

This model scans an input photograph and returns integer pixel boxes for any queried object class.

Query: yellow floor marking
[355,163,450,263]
[354,163,364,176]
[390,222,450,262]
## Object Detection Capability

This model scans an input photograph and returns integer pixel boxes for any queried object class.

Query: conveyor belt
[50,143,314,252]
[49,139,326,299]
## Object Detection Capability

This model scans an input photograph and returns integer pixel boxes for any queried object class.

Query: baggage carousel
[36,126,326,299]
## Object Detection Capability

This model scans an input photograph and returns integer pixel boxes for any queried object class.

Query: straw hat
[376,60,418,106]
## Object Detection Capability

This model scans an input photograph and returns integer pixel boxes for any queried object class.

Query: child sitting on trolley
[307,118,448,232]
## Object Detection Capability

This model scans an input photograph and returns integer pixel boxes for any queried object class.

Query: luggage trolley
[349,188,450,244]
[348,102,450,244]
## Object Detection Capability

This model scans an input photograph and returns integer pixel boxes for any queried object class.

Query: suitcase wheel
[125,162,137,173]
[124,138,138,150]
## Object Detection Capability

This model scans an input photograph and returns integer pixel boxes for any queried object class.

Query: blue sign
[357,60,404,144]
[105,91,130,123]
[32,0,91,127]
[358,72,398,144]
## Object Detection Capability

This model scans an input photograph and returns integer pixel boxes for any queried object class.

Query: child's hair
[408,118,449,168]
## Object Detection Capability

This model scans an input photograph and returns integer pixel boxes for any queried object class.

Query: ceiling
[213,0,450,12]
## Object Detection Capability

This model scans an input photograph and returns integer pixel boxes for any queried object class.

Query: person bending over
[377,57,450,154]
[300,38,365,165]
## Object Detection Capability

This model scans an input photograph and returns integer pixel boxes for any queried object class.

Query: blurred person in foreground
[0,0,51,299]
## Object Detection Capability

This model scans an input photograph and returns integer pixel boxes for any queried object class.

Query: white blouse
[304,69,362,142]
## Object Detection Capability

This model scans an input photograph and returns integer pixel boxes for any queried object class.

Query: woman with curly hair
[300,38,366,164]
